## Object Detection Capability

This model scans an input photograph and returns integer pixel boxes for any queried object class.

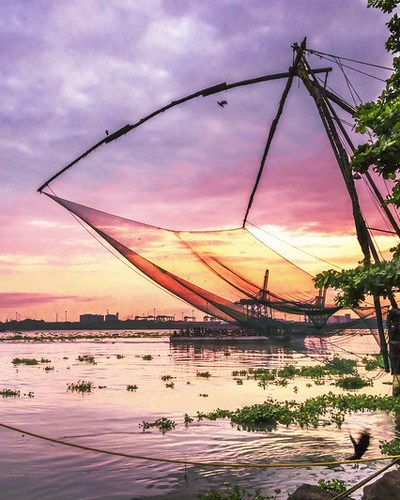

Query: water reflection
[0,330,392,499]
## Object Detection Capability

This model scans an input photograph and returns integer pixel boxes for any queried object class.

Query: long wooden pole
[242,38,309,226]
[323,94,400,241]
[294,43,390,372]
[38,65,331,193]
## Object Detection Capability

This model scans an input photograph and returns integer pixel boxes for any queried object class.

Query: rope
[1,422,400,469]
[307,48,394,72]
[307,51,388,82]
[247,221,343,270]
[332,456,400,500]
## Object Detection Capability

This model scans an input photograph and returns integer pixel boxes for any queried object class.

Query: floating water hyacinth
[0,389,20,398]
[140,418,176,433]
[67,380,94,392]
[77,355,96,364]
[12,358,39,365]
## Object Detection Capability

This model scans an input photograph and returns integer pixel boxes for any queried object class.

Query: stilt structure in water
[37,39,399,371]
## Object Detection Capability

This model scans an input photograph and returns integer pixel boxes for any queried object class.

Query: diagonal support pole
[242,38,308,227]
[294,43,391,371]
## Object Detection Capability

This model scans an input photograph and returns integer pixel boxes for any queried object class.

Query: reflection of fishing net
[46,193,377,339]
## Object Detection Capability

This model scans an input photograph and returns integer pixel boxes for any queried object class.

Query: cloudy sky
[1,0,396,322]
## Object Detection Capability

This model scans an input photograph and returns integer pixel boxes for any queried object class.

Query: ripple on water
[0,330,395,499]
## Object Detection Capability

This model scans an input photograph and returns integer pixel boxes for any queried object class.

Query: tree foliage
[351,1,400,205]
[314,0,400,307]
[315,260,400,308]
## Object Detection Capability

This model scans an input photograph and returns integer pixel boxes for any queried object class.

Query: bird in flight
[217,100,228,108]
[348,429,370,460]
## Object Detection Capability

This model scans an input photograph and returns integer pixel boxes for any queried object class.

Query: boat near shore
[170,326,272,342]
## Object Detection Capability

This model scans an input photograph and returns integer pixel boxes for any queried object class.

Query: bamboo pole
[38,65,331,193]
[294,43,390,372]
[242,38,308,226]
[323,94,400,242]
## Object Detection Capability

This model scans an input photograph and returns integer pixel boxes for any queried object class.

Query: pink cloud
[0,292,85,308]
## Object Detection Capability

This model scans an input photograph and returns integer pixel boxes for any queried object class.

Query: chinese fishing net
[44,192,380,364]
[38,51,395,368]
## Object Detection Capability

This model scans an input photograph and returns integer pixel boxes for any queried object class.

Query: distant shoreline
[0,319,233,332]
[0,317,377,332]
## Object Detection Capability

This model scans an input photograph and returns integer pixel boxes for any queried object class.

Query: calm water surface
[0,330,396,499]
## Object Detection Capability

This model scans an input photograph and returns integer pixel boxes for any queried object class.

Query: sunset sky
[1,1,398,323]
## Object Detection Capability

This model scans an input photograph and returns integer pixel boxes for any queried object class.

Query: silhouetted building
[80,314,104,323]
[156,315,174,322]
[105,312,119,322]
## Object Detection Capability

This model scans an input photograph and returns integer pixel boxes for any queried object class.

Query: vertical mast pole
[293,42,390,372]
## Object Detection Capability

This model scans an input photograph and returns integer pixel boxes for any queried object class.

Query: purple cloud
[0,0,395,320]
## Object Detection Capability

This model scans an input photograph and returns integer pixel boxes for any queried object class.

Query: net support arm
[38,64,331,193]
[242,38,309,227]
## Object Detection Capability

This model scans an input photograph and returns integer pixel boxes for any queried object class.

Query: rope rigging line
[247,221,343,271]
[315,75,356,115]
[363,181,400,246]
[325,57,387,83]
[307,50,390,82]
[244,225,315,279]
[307,48,394,72]
[368,227,398,235]
[1,422,399,469]
[335,56,363,107]
[332,455,400,500]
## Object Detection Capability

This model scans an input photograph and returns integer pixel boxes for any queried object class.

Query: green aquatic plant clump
[379,438,400,456]
[362,354,384,371]
[232,400,296,431]
[197,485,281,499]
[0,388,20,397]
[326,356,357,374]
[77,355,97,364]
[197,408,233,421]
[67,380,94,392]
[197,371,211,378]
[335,376,373,389]
[142,354,153,361]
[318,478,348,493]
[245,359,363,390]
[184,413,193,423]
[12,358,39,365]
[127,384,138,391]
[140,417,176,433]
[193,392,400,431]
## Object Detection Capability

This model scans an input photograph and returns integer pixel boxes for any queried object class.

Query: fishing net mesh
[46,193,378,339]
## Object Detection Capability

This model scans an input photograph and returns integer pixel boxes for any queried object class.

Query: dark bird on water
[348,429,370,460]
[217,100,227,107]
